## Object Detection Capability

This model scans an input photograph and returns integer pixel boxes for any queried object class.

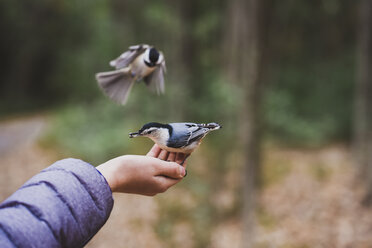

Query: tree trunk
[225,0,268,246]
[241,1,265,246]
[355,0,372,205]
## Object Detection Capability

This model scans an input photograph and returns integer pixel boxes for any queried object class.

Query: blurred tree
[225,0,269,246]
[263,1,356,145]
[354,0,372,205]
[0,0,112,115]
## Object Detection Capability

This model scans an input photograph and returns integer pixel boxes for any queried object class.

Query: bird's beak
[129,132,141,138]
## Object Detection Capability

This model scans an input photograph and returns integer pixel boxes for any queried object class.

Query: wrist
[97,157,126,192]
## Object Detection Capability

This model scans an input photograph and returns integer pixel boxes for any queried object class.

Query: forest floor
[1,115,372,248]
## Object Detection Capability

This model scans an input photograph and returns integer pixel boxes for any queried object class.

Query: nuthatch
[129,122,221,164]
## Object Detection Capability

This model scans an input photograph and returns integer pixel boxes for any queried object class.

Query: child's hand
[97,145,187,196]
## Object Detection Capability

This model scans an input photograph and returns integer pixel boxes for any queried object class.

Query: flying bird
[96,44,166,105]
[129,122,222,164]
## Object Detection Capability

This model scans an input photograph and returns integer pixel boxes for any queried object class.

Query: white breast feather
[131,53,155,79]
[150,128,204,154]
[149,128,169,147]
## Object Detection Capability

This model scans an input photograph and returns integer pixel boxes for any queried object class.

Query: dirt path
[0,116,46,155]
[0,115,55,201]
[256,146,372,247]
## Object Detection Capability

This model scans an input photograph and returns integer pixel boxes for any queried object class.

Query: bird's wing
[185,124,210,145]
[159,51,167,73]
[144,52,166,94]
[167,123,208,148]
[109,44,149,69]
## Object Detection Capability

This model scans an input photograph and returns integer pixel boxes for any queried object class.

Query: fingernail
[178,166,186,177]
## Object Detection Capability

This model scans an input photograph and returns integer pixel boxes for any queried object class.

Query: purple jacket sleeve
[0,158,114,248]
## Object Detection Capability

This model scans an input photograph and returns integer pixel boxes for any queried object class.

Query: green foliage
[40,101,132,164]
[0,0,356,146]
[264,53,355,146]
[0,0,109,114]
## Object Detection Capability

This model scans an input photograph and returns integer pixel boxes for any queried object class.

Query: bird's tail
[95,68,134,105]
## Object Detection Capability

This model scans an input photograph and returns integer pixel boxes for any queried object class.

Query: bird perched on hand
[96,44,166,105]
[129,122,221,163]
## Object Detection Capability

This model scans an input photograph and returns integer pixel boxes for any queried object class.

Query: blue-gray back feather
[166,123,211,148]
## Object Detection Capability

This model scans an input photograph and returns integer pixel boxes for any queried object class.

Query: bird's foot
[180,154,190,166]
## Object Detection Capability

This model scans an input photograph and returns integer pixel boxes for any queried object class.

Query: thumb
[156,161,186,179]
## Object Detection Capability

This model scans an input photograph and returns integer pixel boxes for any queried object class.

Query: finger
[175,153,185,164]
[176,153,190,167]
[147,144,161,157]
[167,152,176,162]
[156,161,186,179]
[155,176,182,192]
[182,160,188,169]
[158,149,169,161]
[181,154,190,167]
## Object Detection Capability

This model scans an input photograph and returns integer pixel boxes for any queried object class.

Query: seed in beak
[129,132,140,138]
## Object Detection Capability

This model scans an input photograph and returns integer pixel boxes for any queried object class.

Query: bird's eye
[147,130,153,134]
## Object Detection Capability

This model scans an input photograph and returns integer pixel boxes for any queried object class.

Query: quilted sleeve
[0,158,114,248]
